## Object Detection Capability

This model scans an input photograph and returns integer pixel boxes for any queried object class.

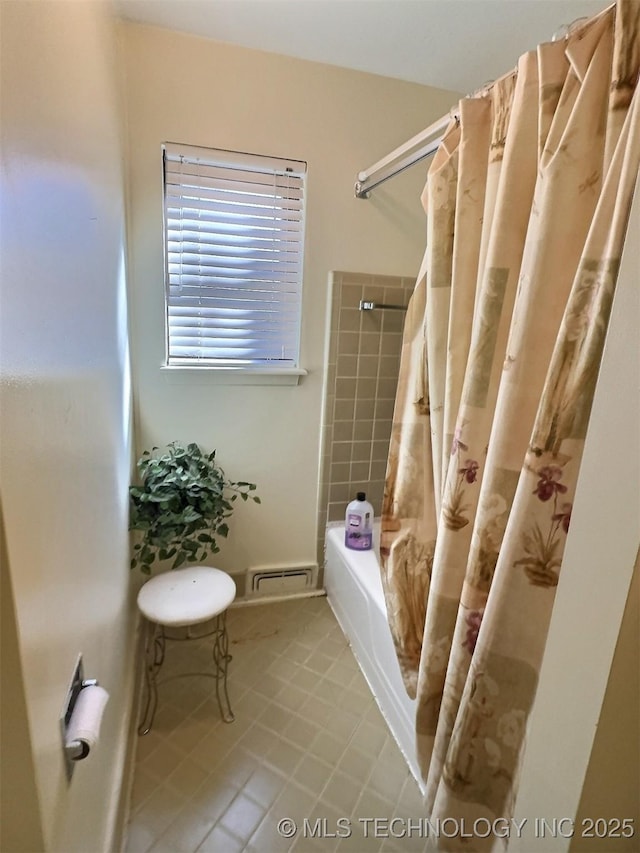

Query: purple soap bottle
[345,492,374,550]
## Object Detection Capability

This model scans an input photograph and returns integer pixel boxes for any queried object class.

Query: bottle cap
[356,492,366,501]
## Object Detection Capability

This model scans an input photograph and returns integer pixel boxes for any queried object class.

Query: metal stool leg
[212,610,234,723]
[138,621,166,736]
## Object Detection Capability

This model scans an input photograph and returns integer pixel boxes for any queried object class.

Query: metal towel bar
[359,300,407,312]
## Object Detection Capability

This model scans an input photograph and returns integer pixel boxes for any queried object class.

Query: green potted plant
[129,441,260,573]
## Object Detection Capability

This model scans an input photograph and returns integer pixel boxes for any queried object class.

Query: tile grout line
[125,597,421,853]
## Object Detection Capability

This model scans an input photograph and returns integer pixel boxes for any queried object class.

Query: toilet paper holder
[60,654,100,780]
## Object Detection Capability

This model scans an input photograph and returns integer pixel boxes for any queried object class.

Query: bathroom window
[162,143,306,375]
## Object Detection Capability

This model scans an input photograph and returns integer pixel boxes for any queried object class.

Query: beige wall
[0,506,45,852]
[571,556,639,852]
[0,1,135,850]
[120,21,459,576]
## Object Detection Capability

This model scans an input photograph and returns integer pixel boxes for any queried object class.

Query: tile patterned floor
[125,596,427,853]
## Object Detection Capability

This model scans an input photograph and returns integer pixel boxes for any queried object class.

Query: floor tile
[264,737,305,776]
[309,729,347,765]
[243,764,287,810]
[336,825,384,852]
[393,775,426,817]
[289,665,318,693]
[336,742,376,785]
[147,803,217,852]
[246,813,294,853]
[302,801,347,852]
[128,765,162,815]
[132,784,187,847]
[281,713,320,749]
[274,682,309,713]
[258,700,293,734]
[293,753,334,796]
[165,756,210,799]
[320,768,363,815]
[214,746,260,788]
[197,823,246,853]
[124,819,158,853]
[164,717,212,756]
[218,791,267,843]
[189,779,239,824]
[125,596,423,853]
[141,739,185,780]
[270,780,317,825]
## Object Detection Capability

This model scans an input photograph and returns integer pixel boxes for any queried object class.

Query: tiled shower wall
[317,271,414,564]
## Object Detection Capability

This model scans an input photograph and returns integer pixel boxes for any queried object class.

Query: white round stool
[136,566,236,735]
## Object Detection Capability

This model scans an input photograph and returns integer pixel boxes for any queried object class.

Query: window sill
[160,365,308,386]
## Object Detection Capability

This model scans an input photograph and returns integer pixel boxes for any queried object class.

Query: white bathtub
[324,522,422,789]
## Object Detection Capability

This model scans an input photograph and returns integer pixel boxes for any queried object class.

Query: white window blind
[163,142,306,367]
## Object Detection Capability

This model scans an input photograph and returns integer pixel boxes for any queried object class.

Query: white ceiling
[114,0,608,93]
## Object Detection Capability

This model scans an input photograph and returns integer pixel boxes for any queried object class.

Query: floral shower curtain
[380,0,639,845]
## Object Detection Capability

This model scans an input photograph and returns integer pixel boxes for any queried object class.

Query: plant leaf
[173,551,187,569]
[130,440,260,572]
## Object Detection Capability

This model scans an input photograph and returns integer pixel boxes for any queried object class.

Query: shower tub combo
[324,521,422,789]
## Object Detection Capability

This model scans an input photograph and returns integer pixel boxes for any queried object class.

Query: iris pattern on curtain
[380,0,639,843]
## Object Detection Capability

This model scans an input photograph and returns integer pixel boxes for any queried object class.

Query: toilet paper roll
[65,685,109,757]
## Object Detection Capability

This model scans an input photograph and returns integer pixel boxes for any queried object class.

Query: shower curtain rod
[354,7,611,200]
[354,113,454,198]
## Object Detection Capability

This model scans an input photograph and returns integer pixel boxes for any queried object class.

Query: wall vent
[247,564,317,598]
